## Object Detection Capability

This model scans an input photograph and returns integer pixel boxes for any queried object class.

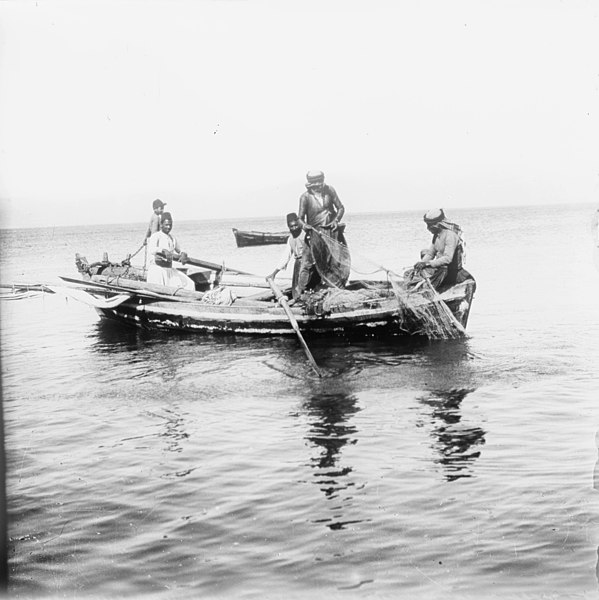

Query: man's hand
[156,250,175,261]
[330,219,339,231]
[179,252,188,264]
[414,261,429,271]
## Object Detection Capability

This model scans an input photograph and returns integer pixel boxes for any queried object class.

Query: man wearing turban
[268,212,305,299]
[296,170,347,296]
[146,212,196,291]
[413,208,474,291]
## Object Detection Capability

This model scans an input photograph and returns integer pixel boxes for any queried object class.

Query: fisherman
[146,212,195,291]
[145,199,167,241]
[268,212,306,299]
[296,170,347,296]
[412,208,475,291]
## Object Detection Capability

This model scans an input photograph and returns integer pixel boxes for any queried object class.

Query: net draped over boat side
[389,276,466,339]
[310,230,351,288]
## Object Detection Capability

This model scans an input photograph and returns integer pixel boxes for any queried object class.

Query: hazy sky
[0,0,598,229]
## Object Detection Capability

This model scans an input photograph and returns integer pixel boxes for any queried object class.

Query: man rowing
[268,212,306,300]
[146,212,196,291]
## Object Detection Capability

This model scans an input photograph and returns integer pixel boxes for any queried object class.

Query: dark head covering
[305,170,325,188]
[161,212,173,224]
[153,199,166,209]
[423,208,446,225]
[286,212,299,225]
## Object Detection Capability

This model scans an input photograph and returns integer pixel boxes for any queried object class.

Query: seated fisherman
[296,170,347,295]
[412,208,475,292]
[268,212,305,299]
[146,212,195,291]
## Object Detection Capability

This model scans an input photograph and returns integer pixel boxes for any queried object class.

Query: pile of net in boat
[304,231,465,339]
[302,287,389,316]
[300,280,465,339]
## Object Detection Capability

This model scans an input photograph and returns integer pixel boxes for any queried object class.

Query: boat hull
[92,280,476,338]
[232,228,289,247]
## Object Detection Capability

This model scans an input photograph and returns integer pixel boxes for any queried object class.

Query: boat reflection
[154,404,190,456]
[300,390,367,530]
[87,317,160,353]
[418,388,485,481]
[594,430,599,493]
[594,430,599,589]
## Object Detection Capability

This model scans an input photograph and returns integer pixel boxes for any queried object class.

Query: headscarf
[423,208,461,234]
[423,208,446,226]
[305,170,325,188]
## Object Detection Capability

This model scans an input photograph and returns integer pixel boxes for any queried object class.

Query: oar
[266,277,323,378]
[58,276,197,303]
[182,255,256,276]
[0,282,56,294]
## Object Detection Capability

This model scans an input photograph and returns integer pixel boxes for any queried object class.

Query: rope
[128,242,146,260]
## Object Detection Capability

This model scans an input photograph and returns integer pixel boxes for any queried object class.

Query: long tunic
[146,230,195,291]
[422,228,460,269]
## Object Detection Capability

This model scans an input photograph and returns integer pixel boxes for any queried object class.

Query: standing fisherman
[296,170,347,295]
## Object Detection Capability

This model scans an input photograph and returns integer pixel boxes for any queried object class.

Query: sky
[0,0,598,229]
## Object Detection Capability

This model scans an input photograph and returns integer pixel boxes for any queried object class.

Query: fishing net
[301,286,391,316]
[389,274,466,340]
[297,274,466,340]
[310,229,351,288]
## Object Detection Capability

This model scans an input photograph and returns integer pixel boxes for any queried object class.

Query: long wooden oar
[266,277,322,377]
[0,283,56,294]
[58,276,199,303]
[183,255,256,276]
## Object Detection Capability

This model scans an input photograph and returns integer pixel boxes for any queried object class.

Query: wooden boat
[232,228,289,247]
[64,254,476,339]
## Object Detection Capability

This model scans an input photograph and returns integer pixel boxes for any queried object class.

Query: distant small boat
[232,228,288,247]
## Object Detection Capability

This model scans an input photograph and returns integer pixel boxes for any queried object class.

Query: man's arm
[415,232,458,270]
[414,241,436,270]
[297,194,312,230]
[428,230,458,268]
[330,186,345,222]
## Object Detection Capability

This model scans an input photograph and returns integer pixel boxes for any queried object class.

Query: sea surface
[1,203,599,599]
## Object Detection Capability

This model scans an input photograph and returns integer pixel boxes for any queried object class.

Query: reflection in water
[88,318,158,354]
[594,430,599,493]
[594,430,599,589]
[301,392,365,530]
[419,388,485,482]
[153,405,190,456]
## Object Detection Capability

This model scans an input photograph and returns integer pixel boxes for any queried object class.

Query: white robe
[147,231,195,291]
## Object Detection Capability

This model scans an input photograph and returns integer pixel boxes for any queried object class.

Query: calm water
[1,204,599,599]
